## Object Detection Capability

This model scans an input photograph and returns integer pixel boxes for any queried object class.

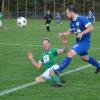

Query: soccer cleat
[52,82,64,87]
[60,77,66,83]
[52,69,66,83]
[95,67,100,74]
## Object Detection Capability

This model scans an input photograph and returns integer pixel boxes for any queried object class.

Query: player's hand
[59,31,71,38]
[59,32,64,38]
[28,52,33,60]
[76,32,84,39]
[62,38,68,45]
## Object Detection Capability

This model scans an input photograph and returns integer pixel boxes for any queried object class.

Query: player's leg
[57,19,60,24]
[35,76,45,83]
[59,19,62,24]
[55,42,90,73]
[80,52,100,73]
[56,48,77,73]
[2,24,7,31]
[41,66,63,86]
[46,20,50,32]
[49,70,63,86]
[56,20,59,24]
[0,21,2,28]
[60,19,62,24]
[50,65,64,86]
[46,24,50,32]
[0,21,7,31]
[58,19,61,24]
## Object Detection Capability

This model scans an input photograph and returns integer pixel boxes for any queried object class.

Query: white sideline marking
[0,82,37,96]
[0,42,100,50]
[0,42,41,47]
[0,64,92,96]
[61,64,91,76]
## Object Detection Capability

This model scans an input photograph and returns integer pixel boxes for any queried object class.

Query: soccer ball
[17,17,27,27]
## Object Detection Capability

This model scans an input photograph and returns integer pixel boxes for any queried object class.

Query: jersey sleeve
[81,16,92,28]
[38,55,43,64]
[52,48,60,55]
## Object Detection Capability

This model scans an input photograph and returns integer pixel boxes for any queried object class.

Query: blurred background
[0,0,100,20]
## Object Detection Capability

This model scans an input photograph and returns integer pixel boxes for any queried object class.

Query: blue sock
[57,57,72,73]
[88,57,100,68]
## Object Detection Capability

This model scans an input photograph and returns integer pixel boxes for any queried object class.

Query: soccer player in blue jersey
[56,12,62,25]
[54,5,100,74]
[87,10,95,24]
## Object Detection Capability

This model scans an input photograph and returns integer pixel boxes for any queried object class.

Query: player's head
[89,10,92,14]
[66,5,77,20]
[42,38,51,51]
[57,12,59,15]
[47,10,50,14]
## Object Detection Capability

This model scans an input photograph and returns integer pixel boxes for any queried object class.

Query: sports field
[0,19,100,100]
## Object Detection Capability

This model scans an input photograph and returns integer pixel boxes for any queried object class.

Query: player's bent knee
[35,77,40,83]
[35,76,45,83]
[67,49,77,57]
[80,56,89,62]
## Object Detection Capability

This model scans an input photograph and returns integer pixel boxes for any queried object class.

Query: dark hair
[42,38,51,44]
[66,5,77,13]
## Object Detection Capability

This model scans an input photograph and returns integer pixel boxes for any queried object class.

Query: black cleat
[52,69,66,83]
[95,67,100,74]
[60,77,66,83]
[52,82,64,87]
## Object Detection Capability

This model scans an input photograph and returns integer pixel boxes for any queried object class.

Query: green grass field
[0,19,100,100]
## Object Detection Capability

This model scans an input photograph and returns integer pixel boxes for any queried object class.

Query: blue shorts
[72,42,90,56]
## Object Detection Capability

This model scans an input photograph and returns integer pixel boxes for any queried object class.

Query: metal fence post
[54,0,55,18]
[44,0,46,16]
[2,0,5,14]
[35,0,37,18]
[25,0,28,18]
[83,0,86,15]
[17,0,19,18]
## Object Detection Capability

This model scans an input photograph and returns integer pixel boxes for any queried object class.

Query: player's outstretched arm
[85,24,94,32]
[93,16,95,22]
[59,30,72,38]
[57,38,68,54]
[28,52,42,69]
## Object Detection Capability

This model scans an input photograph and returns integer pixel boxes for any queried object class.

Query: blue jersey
[87,12,94,23]
[56,15,61,20]
[70,15,91,44]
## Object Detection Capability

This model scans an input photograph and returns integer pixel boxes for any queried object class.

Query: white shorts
[41,64,59,80]
[0,21,3,27]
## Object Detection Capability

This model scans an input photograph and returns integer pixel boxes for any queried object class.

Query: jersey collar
[45,48,52,52]
[72,14,78,21]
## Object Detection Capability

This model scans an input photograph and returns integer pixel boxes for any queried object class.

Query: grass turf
[0,19,100,100]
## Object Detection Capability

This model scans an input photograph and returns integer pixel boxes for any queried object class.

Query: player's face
[42,40,51,51]
[47,11,50,14]
[89,11,92,14]
[66,9,72,19]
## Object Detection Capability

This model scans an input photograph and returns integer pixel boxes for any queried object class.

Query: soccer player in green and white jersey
[28,38,68,87]
[0,12,6,30]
